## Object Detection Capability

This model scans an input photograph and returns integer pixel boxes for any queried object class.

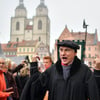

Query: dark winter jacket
[4,71,19,100]
[15,74,29,98]
[94,69,100,96]
[20,56,99,100]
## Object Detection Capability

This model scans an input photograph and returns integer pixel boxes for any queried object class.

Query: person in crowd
[30,55,53,74]
[93,57,100,96]
[15,63,30,99]
[4,58,29,100]
[43,56,53,70]
[42,56,53,100]
[4,58,19,100]
[0,57,13,100]
[20,40,99,100]
[8,61,25,75]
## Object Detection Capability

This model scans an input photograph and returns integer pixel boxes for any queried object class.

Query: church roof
[16,4,26,10]
[16,0,26,10]
[37,0,47,9]
[1,42,17,52]
[17,40,39,47]
[58,26,99,45]
[58,26,74,41]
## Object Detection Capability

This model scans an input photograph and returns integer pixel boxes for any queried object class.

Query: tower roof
[59,25,74,41]
[16,0,26,10]
[37,0,47,8]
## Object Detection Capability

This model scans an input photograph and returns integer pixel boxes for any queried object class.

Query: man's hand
[3,87,13,92]
[31,54,40,62]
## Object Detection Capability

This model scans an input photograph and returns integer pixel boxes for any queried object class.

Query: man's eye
[60,49,63,51]
[65,49,70,51]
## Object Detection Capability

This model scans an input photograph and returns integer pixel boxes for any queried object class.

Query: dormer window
[7,44,11,48]
[13,44,17,48]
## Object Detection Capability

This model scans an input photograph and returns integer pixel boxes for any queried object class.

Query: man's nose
[61,50,66,55]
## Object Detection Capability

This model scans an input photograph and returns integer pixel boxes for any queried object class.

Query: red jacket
[0,70,10,100]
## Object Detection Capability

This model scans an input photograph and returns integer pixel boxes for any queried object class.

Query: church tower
[10,0,27,42]
[10,0,50,49]
[33,0,50,47]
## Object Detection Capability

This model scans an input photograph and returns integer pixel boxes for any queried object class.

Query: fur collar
[55,56,81,76]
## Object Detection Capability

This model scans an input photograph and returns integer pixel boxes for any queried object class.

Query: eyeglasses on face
[0,62,5,65]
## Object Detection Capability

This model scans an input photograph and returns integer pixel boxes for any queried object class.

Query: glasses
[0,62,5,65]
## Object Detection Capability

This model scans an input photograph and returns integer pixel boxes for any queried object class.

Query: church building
[10,0,50,48]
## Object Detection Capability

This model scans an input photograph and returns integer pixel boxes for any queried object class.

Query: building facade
[10,0,50,48]
[54,26,100,67]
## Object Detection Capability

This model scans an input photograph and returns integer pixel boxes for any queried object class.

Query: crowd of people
[0,40,100,100]
[0,54,53,100]
[0,57,30,100]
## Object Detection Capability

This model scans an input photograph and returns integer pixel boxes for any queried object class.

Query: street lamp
[83,19,89,51]
[83,19,88,49]
[83,19,88,62]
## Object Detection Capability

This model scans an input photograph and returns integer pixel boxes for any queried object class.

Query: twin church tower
[10,0,50,47]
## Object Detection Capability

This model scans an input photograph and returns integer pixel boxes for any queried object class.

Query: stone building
[10,0,50,48]
[54,26,100,67]
[1,0,51,61]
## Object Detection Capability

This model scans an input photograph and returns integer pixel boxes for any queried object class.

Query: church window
[27,48,29,52]
[31,55,33,59]
[31,48,33,52]
[16,38,19,42]
[19,48,21,52]
[95,47,96,51]
[23,48,25,52]
[16,22,20,30]
[39,37,41,41]
[88,47,91,51]
[89,54,91,58]
[38,20,42,30]
[95,54,97,58]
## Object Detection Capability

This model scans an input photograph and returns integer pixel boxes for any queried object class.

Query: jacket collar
[55,56,81,76]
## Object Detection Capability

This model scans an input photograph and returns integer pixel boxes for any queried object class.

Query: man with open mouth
[20,40,99,100]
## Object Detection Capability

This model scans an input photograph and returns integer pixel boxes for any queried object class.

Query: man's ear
[75,52,77,56]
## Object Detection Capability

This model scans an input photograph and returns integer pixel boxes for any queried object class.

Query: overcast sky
[0,0,100,51]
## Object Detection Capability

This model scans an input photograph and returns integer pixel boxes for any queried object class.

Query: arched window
[16,22,20,30]
[39,37,41,41]
[38,20,42,30]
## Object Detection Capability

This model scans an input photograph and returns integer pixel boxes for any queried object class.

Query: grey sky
[0,0,100,50]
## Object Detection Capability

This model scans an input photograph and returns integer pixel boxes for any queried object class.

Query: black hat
[57,40,80,50]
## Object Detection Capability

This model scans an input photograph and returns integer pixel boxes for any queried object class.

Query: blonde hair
[5,58,12,69]
[20,67,29,76]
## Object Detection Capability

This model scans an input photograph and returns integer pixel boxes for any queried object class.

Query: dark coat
[15,75,29,98]
[20,71,41,100]
[5,71,19,100]
[94,69,100,96]
[20,56,99,100]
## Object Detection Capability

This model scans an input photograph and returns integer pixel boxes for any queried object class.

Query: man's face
[0,58,6,72]
[43,59,52,69]
[59,46,76,65]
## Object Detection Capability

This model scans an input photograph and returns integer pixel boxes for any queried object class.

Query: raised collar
[55,56,81,76]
